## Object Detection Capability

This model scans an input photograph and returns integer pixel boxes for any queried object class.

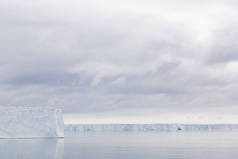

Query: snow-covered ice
[0,107,64,138]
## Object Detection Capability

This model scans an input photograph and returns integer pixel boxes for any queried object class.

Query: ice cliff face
[65,124,238,133]
[0,107,64,138]
[0,139,64,159]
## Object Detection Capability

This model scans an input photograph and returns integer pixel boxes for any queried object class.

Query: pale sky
[1,0,238,123]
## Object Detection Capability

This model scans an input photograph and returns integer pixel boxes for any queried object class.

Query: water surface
[64,132,238,159]
[1,132,238,159]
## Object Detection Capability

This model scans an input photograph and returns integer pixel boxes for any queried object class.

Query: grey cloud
[0,0,238,115]
[206,27,238,64]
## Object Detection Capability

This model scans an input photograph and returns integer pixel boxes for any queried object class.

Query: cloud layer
[1,0,238,119]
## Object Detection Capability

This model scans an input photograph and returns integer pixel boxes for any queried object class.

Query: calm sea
[1,132,238,159]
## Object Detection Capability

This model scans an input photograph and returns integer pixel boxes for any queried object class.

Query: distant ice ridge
[65,124,238,133]
[0,107,64,138]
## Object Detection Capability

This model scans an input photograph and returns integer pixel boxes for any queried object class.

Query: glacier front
[0,107,64,138]
[65,124,238,133]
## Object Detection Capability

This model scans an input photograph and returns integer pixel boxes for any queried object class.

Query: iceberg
[0,107,64,138]
[0,139,64,159]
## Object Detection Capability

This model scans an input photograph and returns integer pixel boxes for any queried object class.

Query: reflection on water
[0,139,64,159]
[1,132,238,159]
[64,132,238,159]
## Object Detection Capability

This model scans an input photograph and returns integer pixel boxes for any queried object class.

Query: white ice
[65,124,238,133]
[0,107,64,138]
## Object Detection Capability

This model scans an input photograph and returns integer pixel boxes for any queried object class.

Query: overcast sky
[1,0,238,123]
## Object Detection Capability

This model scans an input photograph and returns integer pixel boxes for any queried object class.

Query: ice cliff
[65,124,238,133]
[0,107,64,138]
[0,139,64,159]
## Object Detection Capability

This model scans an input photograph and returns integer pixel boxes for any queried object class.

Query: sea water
[1,132,238,159]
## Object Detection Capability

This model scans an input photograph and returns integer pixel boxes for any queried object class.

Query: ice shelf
[0,107,64,138]
[65,124,238,133]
